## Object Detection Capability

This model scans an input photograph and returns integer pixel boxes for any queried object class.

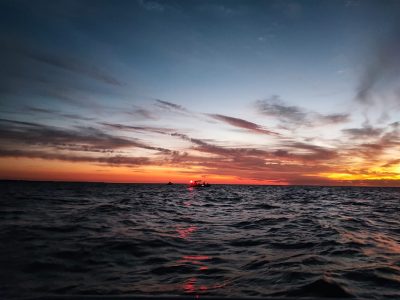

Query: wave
[1,182,400,299]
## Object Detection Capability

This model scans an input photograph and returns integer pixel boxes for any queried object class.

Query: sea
[1,181,400,299]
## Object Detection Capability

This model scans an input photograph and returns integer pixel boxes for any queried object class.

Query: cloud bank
[256,96,350,127]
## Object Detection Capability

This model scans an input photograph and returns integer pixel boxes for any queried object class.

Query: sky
[0,0,400,186]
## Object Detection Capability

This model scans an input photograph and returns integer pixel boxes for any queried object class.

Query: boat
[167,181,173,185]
[189,180,211,188]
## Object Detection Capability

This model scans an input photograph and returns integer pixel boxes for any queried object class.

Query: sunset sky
[1,0,400,185]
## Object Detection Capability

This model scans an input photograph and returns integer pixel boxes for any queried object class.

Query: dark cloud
[382,158,400,168]
[0,118,43,128]
[256,96,350,127]
[0,148,150,166]
[208,114,279,135]
[155,99,188,112]
[390,121,400,128]
[25,106,55,114]
[60,113,96,121]
[100,122,173,135]
[2,41,123,87]
[342,125,384,139]
[36,88,101,108]
[256,95,306,122]
[28,52,122,86]
[0,118,349,183]
[356,26,400,104]
[171,132,268,157]
[171,132,337,162]
[280,142,338,161]
[126,107,158,120]
[0,41,121,110]
[25,106,96,121]
[353,142,386,159]
[0,118,171,154]
[318,113,350,124]
[345,124,400,159]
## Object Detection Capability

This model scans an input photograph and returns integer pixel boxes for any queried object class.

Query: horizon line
[1,179,399,188]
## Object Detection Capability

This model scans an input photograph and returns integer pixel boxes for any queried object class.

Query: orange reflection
[176,225,197,239]
[340,230,400,256]
[182,273,228,295]
[175,191,227,295]
[177,254,228,294]
[177,255,211,267]
[183,278,197,293]
[182,255,210,261]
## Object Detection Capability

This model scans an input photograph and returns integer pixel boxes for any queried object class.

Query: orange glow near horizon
[0,157,399,186]
[0,157,287,185]
[320,163,400,183]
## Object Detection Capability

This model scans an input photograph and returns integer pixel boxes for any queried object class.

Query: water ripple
[1,182,400,298]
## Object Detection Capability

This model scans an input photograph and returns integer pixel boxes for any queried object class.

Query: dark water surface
[1,181,400,299]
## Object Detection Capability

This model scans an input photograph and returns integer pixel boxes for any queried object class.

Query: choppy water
[1,181,400,299]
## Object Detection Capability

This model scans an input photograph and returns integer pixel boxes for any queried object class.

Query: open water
[1,181,400,299]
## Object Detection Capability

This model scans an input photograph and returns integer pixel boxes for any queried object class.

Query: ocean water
[1,181,400,299]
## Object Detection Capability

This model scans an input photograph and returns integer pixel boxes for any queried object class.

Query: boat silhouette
[189,180,211,188]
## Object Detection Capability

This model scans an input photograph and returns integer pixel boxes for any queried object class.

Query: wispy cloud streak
[356,26,400,104]
[0,148,150,166]
[342,125,384,139]
[2,41,123,87]
[100,122,174,135]
[155,99,188,112]
[0,119,171,153]
[256,96,350,127]
[25,106,96,121]
[208,114,279,135]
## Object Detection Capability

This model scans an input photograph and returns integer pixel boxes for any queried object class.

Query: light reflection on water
[1,182,400,299]
[340,229,400,256]
[176,225,197,239]
[176,187,221,295]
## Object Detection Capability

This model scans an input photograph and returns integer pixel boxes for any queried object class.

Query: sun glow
[320,165,400,182]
